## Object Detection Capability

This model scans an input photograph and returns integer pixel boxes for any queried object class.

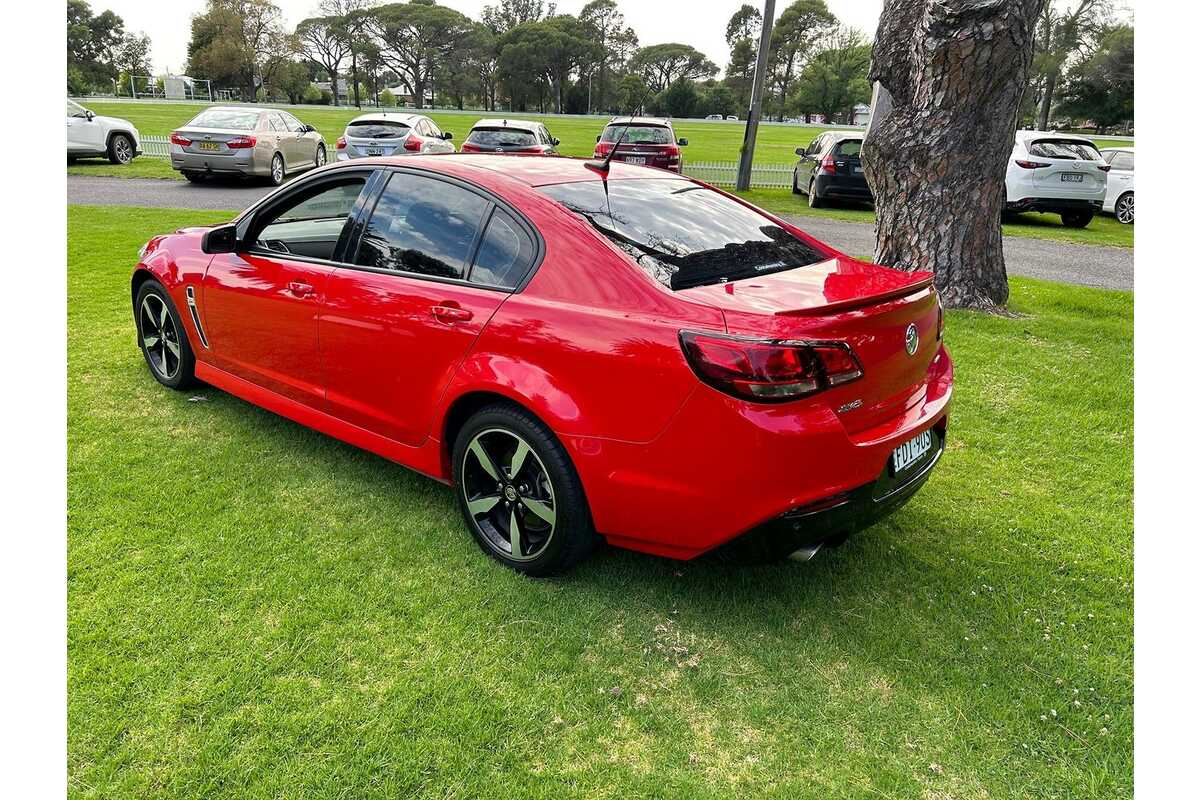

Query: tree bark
[1037,69,1056,129]
[862,0,1044,311]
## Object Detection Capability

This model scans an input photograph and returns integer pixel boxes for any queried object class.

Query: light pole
[736,0,776,191]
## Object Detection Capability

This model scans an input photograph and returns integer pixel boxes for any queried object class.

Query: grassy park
[68,204,1132,799]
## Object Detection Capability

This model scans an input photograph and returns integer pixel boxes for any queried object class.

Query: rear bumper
[170,146,264,176]
[567,343,954,560]
[1006,196,1103,214]
[815,174,873,201]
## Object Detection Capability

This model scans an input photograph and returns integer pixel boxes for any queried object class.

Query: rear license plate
[1061,173,1084,182]
[892,430,933,474]
[366,148,384,156]
[626,156,646,165]
[853,166,863,173]
[196,141,220,151]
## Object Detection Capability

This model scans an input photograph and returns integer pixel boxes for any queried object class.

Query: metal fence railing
[140,135,171,159]
[684,161,793,189]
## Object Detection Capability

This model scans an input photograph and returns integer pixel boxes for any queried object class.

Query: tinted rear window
[601,125,672,145]
[188,109,260,130]
[834,139,862,157]
[1028,139,1102,160]
[347,121,410,139]
[467,128,537,147]
[538,179,826,291]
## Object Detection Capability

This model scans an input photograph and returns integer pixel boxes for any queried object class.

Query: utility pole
[736,0,776,191]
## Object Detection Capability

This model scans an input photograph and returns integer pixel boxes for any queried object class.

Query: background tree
[726,4,762,45]
[723,5,761,114]
[481,0,552,33]
[295,16,351,106]
[614,72,649,113]
[1056,23,1133,131]
[790,27,870,122]
[629,43,717,93]
[67,0,127,92]
[436,23,493,110]
[660,78,700,118]
[266,59,313,103]
[580,1,639,114]
[186,0,287,100]
[862,0,1043,310]
[497,15,598,114]
[112,32,153,85]
[320,0,376,108]
[367,1,475,109]
[1030,0,1107,130]
[768,0,838,120]
[697,82,737,118]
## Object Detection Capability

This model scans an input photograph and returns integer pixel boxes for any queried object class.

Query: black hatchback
[792,132,872,208]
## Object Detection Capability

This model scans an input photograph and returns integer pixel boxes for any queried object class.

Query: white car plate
[892,430,933,474]
[626,156,646,165]
[853,166,863,173]
[1061,173,1084,182]
[366,148,384,156]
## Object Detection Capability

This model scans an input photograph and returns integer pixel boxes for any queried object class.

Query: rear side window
[1109,152,1134,170]
[467,128,537,148]
[538,179,827,291]
[834,140,862,157]
[347,120,410,139]
[471,209,535,288]
[1028,139,1102,160]
[355,172,489,279]
[600,125,672,145]
[189,109,260,130]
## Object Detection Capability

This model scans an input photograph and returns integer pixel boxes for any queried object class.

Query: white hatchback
[1099,147,1134,224]
[1005,131,1109,228]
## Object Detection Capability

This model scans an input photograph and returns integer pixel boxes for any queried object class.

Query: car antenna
[586,89,652,175]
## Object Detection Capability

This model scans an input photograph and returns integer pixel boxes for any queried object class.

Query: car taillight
[460,141,478,152]
[169,132,191,146]
[335,136,346,150]
[664,144,681,163]
[820,155,837,174]
[1014,159,1050,169]
[594,142,614,157]
[226,136,256,149]
[404,134,422,152]
[936,292,945,341]
[679,331,863,403]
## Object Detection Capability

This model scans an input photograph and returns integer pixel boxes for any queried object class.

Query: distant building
[852,103,871,126]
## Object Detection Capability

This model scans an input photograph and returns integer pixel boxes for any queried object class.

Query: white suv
[1004,131,1109,228]
[66,99,142,165]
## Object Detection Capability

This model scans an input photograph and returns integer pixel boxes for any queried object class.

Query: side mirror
[201,224,240,255]
[85,110,95,121]
[552,137,560,146]
[303,124,316,133]
[795,146,805,156]
[442,131,453,140]
[678,138,688,146]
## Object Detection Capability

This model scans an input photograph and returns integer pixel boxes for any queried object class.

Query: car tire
[1114,192,1134,225]
[107,133,135,165]
[268,153,286,186]
[1060,210,1094,228]
[792,170,802,195]
[808,179,824,208]
[452,402,598,576]
[135,280,196,390]
[314,144,327,168]
[182,171,206,184]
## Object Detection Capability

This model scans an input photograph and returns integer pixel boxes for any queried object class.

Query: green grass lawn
[69,204,1132,799]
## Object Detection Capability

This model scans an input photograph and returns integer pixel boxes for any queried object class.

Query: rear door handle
[288,281,315,297]
[431,305,473,324]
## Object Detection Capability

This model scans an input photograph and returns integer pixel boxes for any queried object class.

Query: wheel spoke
[468,439,501,482]
[522,498,555,526]
[164,337,180,357]
[159,302,168,327]
[508,440,530,479]
[160,347,170,375]
[143,334,159,349]
[508,508,522,557]
[467,494,500,516]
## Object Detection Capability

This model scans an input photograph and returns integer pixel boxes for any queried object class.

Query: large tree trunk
[862,0,1043,311]
[1037,69,1056,130]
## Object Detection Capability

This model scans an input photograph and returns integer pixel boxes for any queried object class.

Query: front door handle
[288,281,314,297]
[431,305,473,324]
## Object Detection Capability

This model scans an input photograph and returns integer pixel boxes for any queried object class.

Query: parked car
[169,106,326,186]
[129,154,952,575]
[1004,131,1109,228]
[726,115,739,121]
[705,114,723,120]
[335,112,455,161]
[792,131,871,208]
[1099,147,1134,224]
[459,119,559,154]
[66,99,140,165]
[592,116,688,173]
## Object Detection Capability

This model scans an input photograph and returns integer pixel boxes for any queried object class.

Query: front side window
[188,109,261,130]
[251,177,368,260]
[282,113,305,133]
[1110,152,1134,171]
[471,209,535,288]
[538,179,827,291]
[68,100,87,118]
[600,124,672,145]
[355,173,489,279]
[1028,139,1102,161]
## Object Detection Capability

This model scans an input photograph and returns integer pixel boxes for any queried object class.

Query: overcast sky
[98,0,887,76]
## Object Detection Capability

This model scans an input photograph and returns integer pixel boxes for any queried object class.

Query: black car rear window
[834,140,862,157]
[347,120,411,139]
[600,125,671,145]
[467,128,538,147]
[538,179,827,291]
[1028,139,1102,160]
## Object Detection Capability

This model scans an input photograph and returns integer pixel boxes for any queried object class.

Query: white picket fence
[140,135,171,158]
[684,161,793,189]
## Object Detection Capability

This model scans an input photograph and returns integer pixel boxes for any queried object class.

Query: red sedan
[131,155,953,575]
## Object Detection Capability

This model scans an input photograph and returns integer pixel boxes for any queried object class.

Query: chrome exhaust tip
[787,543,824,562]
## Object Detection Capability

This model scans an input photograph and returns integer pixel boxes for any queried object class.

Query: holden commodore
[130,155,953,575]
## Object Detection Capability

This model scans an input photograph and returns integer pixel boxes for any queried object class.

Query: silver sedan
[169,107,327,186]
